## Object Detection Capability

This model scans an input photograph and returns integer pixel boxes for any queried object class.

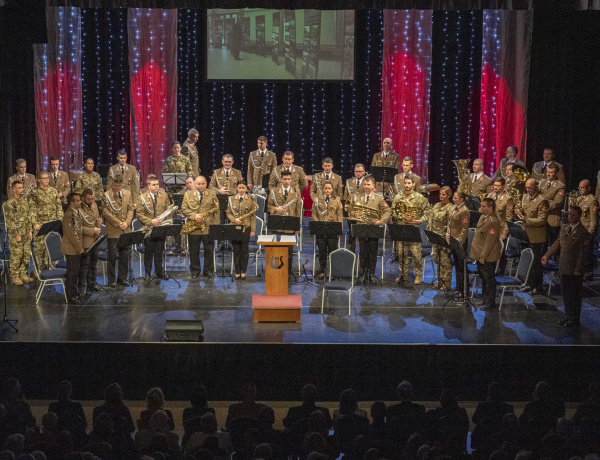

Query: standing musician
[447,191,470,303]
[427,186,453,291]
[7,158,36,200]
[268,150,308,192]
[348,176,390,283]
[532,148,565,184]
[74,158,103,198]
[470,159,493,201]
[137,174,173,281]
[310,157,343,202]
[162,141,193,194]
[576,179,598,280]
[391,174,431,285]
[312,181,343,279]
[247,135,277,192]
[504,164,517,190]
[106,149,140,205]
[182,176,219,279]
[102,176,134,288]
[267,170,303,275]
[470,198,503,311]
[515,178,549,295]
[62,192,85,303]
[226,182,257,280]
[487,177,514,274]
[48,156,71,204]
[5,181,34,286]
[491,145,526,181]
[538,162,566,248]
[181,128,200,178]
[209,154,243,223]
[393,157,422,198]
[29,171,63,271]
[343,164,367,253]
[372,138,400,195]
[78,189,102,295]
[542,206,591,328]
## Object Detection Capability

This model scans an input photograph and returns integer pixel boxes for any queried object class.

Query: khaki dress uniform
[343,178,366,253]
[7,173,36,200]
[486,191,515,239]
[268,165,308,192]
[470,214,503,309]
[4,196,34,283]
[539,178,566,246]
[102,189,135,285]
[312,196,343,275]
[532,161,565,184]
[427,201,454,289]
[182,188,219,276]
[391,191,431,282]
[268,186,303,273]
[310,172,343,202]
[470,173,492,200]
[577,194,599,235]
[209,167,243,223]
[74,171,103,198]
[181,138,200,178]
[61,206,84,300]
[392,173,422,198]
[226,194,258,275]
[48,170,71,203]
[247,149,277,189]
[29,186,63,270]
[448,203,471,294]
[78,201,101,292]
[137,188,172,277]
[106,164,141,204]
[521,193,549,291]
[371,151,401,194]
[491,158,526,181]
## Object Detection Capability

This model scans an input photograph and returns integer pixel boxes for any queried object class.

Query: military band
[181,129,201,178]
[427,186,453,291]
[312,181,343,279]
[208,154,242,223]
[226,182,257,279]
[310,157,343,202]
[247,136,277,191]
[393,158,422,197]
[268,151,308,192]
[106,149,140,205]
[61,193,85,303]
[343,164,367,253]
[447,191,470,303]
[78,189,102,295]
[7,159,36,200]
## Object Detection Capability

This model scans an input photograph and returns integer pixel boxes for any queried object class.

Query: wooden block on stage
[252,295,302,323]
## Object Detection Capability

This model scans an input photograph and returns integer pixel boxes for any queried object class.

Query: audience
[137,387,175,432]
[472,382,515,425]
[386,380,426,421]
[283,385,332,430]
[47,381,87,447]
[225,383,267,432]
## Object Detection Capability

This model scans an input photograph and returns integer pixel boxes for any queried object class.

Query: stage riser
[1,343,598,403]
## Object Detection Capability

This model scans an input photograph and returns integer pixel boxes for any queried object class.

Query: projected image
[207,9,355,81]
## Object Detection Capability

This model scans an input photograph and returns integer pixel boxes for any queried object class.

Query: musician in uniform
[181,128,200,178]
[372,138,400,194]
[310,158,343,202]
[267,170,303,275]
[247,136,277,192]
[427,186,453,290]
[392,174,431,285]
[6,158,36,200]
[182,176,219,279]
[62,193,85,303]
[209,154,243,224]
[487,178,515,275]
[447,191,470,302]
[516,178,549,295]
[226,182,257,280]
[469,198,503,311]
[4,181,34,285]
[576,179,598,280]
[162,141,193,191]
[343,164,367,253]
[137,174,173,281]
[312,181,343,279]
[106,149,140,205]
[348,176,391,283]
[470,159,493,201]
[74,158,104,198]
[504,164,517,190]
[539,162,566,247]
[29,171,63,270]
[102,176,134,288]
[268,151,308,192]
[542,206,591,328]
[532,148,565,184]
[491,145,526,181]
[392,157,422,198]
[78,189,102,295]
[48,156,71,204]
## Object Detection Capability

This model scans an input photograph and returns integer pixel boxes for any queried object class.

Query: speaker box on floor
[164,320,204,342]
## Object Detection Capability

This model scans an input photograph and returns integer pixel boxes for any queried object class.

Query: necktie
[325,174,329,181]
[198,192,203,204]
[356,180,360,188]
[53,173,57,181]
[121,166,124,175]
[326,197,329,204]
[152,194,157,216]
[261,151,265,158]
[542,163,547,174]
[284,189,289,200]
[366,195,370,203]
[239,196,243,204]
[118,192,122,200]
[226,170,230,178]
[472,175,476,184]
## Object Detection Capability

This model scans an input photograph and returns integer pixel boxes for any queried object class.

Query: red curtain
[478,10,532,175]
[34,7,83,173]
[128,8,178,185]
[381,10,433,180]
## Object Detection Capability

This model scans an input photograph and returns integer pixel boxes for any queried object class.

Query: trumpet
[344,200,382,224]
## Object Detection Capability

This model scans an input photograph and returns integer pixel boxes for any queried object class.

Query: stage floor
[2,246,600,345]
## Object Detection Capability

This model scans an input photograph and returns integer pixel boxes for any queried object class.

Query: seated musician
[30,171,63,271]
[226,182,257,280]
[311,181,343,279]
[137,174,173,281]
[209,154,242,223]
[348,176,391,283]
[182,176,219,279]
[447,191,470,302]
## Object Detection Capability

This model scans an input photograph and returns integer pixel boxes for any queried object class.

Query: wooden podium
[252,237,302,322]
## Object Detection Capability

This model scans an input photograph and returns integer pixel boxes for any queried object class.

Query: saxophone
[180,195,219,234]
[230,201,259,231]
[141,204,178,238]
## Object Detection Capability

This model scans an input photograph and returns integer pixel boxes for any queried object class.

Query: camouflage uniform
[74,171,103,197]
[392,191,431,279]
[162,154,194,194]
[29,186,63,269]
[4,196,35,282]
[427,201,453,288]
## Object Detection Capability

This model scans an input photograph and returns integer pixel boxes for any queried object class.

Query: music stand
[308,221,343,286]
[116,230,145,289]
[171,194,184,210]
[261,173,271,190]
[36,219,62,238]
[209,224,246,279]
[351,224,385,285]
[268,215,300,233]
[421,230,451,294]
[0,229,17,332]
[162,173,188,187]
[370,166,398,186]
[388,224,422,290]
[444,236,477,310]
[147,224,182,286]
[466,195,481,211]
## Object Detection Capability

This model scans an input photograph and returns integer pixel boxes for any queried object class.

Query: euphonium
[452,159,472,196]
[507,165,530,216]
[344,199,383,224]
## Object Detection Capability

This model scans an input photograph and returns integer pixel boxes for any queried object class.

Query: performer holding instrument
[343,164,367,253]
[312,181,343,279]
[447,191,471,302]
[491,145,526,181]
[209,154,242,223]
[538,162,566,248]
[268,151,308,192]
[182,176,220,279]
[137,174,174,281]
[310,157,343,202]
[5,181,34,285]
[247,135,277,193]
[427,186,453,291]
[78,189,102,295]
[106,149,141,205]
[391,174,431,285]
[62,192,85,303]
[226,182,257,279]
[7,159,36,200]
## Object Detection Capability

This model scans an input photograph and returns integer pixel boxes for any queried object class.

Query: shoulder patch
[489,228,495,235]
[559,189,565,195]
[463,218,468,223]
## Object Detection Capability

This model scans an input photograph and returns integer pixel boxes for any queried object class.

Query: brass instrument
[506,165,530,217]
[231,201,259,231]
[316,197,340,222]
[392,199,420,224]
[181,196,219,234]
[216,175,231,193]
[567,190,578,210]
[344,199,383,224]
[141,204,178,238]
[452,159,472,196]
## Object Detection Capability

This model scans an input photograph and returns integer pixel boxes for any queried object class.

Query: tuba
[506,165,530,216]
[452,159,472,196]
[344,200,383,224]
